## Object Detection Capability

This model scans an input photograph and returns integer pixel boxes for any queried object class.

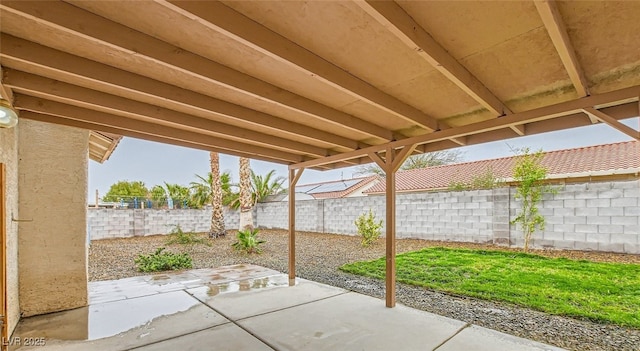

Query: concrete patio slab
[438,325,566,351]
[239,291,466,351]
[11,291,226,351]
[187,274,347,320]
[10,264,566,351]
[130,323,273,351]
[89,264,280,304]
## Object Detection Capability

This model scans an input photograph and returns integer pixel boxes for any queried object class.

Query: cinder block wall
[514,181,640,253]
[18,120,90,317]
[88,208,242,239]
[89,180,640,254]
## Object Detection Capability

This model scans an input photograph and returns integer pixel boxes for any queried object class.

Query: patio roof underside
[1,1,639,170]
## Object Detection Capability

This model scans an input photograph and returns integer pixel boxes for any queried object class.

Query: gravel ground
[89,230,640,351]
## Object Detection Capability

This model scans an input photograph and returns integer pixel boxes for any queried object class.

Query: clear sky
[88,117,638,198]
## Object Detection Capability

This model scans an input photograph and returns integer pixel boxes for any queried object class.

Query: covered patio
[12,264,563,351]
[0,0,639,348]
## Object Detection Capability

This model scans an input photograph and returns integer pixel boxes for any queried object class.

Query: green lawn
[339,247,640,328]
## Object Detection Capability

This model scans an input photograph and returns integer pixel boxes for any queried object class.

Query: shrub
[166,225,211,246]
[134,247,193,272]
[232,228,265,254]
[355,210,383,247]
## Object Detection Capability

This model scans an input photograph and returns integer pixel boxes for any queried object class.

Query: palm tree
[189,173,212,209]
[190,171,236,209]
[238,157,253,230]
[208,152,226,238]
[251,169,285,205]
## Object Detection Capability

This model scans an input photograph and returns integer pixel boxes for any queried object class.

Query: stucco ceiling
[0,1,638,170]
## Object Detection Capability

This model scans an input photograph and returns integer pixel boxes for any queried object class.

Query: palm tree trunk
[239,157,253,230]
[209,152,226,238]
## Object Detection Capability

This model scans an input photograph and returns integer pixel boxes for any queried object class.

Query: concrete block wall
[89,207,242,240]
[511,180,640,254]
[88,180,639,254]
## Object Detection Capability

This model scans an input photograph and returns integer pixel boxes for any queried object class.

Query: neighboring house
[294,176,380,199]
[366,141,640,194]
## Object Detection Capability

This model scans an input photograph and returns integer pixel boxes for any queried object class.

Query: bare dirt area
[89,230,640,351]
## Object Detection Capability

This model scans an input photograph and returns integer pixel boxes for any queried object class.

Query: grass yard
[340,247,640,328]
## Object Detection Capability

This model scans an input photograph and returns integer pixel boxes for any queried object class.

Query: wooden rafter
[356,0,511,117]
[14,95,307,163]
[535,0,590,97]
[291,85,640,169]
[6,70,333,157]
[162,0,440,132]
[23,111,336,170]
[0,34,363,151]
[582,108,639,140]
[0,1,393,141]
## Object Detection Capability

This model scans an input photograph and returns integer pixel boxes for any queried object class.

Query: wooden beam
[290,85,640,169]
[449,137,467,146]
[582,108,639,140]
[0,1,393,141]
[15,95,306,163]
[20,111,298,164]
[534,0,590,97]
[0,34,363,151]
[0,67,13,103]
[288,168,304,286]
[162,1,440,132]
[6,70,331,157]
[357,0,510,116]
[510,125,526,136]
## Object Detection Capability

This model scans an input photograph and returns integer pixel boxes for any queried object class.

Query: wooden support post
[288,168,304,286]
[384,160,396,307]
[368,144,416,307]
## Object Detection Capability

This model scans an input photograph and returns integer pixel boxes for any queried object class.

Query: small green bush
[355,209,383,247]
[232,228,266,254]
[166,225,211,246]
[134,247,193,272]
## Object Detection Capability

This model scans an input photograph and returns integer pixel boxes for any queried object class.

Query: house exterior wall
[89,180,640,254]
[0,122,20,335]
[18,120,90,317]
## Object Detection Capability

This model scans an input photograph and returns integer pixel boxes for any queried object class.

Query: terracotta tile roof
[296,176,380,199]
[366,141,640,194]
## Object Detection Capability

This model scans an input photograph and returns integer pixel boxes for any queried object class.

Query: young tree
[511,148,554,252]
[209,152,226,238]
[103,180,149,202]
[355,150,463,176]
[238,157,253,230]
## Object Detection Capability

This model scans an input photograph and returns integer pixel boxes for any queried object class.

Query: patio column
[288,167,304,286]
[369,144,416,307]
